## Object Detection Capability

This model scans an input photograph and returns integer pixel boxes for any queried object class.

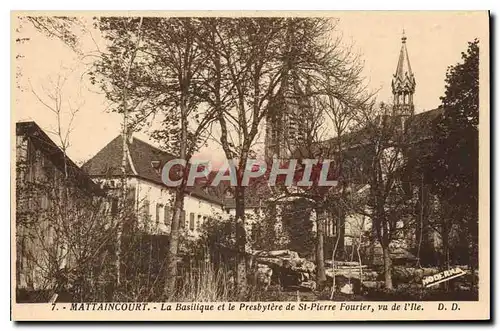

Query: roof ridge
[16,121,102,195]
[82,134,122,167]
[131,135,176,157]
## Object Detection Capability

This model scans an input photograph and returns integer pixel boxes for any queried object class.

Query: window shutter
[189,213,195,231]
[156,204,161,224]
[111,198,119,217]
[180,210,186,229]
[164,205,171,227]
[142,199,150,219]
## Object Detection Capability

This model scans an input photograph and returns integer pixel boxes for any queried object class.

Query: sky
[13,11,489,166]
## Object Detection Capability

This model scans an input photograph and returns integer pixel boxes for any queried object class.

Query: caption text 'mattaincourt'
[61,301,451,314]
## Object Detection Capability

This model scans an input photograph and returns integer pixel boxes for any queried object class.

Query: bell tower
[391,30,416,116]
[265,72,309,162]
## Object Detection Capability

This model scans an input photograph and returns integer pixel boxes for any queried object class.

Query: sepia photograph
[11,11,490,321]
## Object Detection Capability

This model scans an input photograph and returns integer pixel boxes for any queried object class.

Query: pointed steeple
[392,30,416,115]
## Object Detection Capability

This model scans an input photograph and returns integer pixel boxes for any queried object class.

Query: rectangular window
[40,192,49,210]
[251,224,257,242]
[156,204,162,225]
[111,198,119,217]
[189,213,195,231]
[180,210,186,229]
[164,205,171,227]
[197,215,202,229]
[142,199,150,220]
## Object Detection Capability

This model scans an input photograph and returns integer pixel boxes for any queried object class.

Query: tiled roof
[290,108,445,187]
[312,107,443,154]
[16,121,103,196]
[81,135,135,177]
[405,107,444,141]
[82,135,225,205]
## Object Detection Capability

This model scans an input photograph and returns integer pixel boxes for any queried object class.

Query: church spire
[392,30,415,115]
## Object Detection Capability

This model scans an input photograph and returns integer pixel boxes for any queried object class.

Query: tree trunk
[416,179,432,266]
[164,187,185,298]
[467,211,478,289]
[116,17,143,291]
[443,233,450,270]
[330,232,341,299]
[336,210,346,260]
[468,228,477,290]
[382,245,393,290]
[164,83,188,298]
[315,208,326,287]
[234,185,247,298]
[416,181,424,267]
[116,119,127,288]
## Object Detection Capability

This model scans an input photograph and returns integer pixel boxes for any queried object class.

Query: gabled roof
[16,121,103,196]
[82,135,225,206]
[81,135,136,178]
[405,107,444,141]
[318,107,443,152]
[289,107,444,187]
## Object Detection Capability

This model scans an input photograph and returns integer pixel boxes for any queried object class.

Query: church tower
[265,72,309,162]
[265,21,311,162]
[391,30,416,116]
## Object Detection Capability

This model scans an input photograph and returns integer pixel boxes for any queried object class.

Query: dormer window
[151,160,161,174]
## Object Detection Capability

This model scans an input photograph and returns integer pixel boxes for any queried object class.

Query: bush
[175,262,237,302]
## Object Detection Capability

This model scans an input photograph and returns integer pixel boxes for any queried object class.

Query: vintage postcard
[11,11,490,321]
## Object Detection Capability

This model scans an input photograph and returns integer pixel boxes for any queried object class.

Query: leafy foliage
[429,39,479,213]
[425,39,479,268]
[280,199,315,256]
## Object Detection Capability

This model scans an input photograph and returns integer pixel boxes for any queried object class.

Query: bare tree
[196,18,343,295]
[350,102,413,289]
[92,17,219,297]
[16,175,112,302]
[139,18,218,297]
[17,73,113,301]
[269,35,369,289]
[29,69,83,178]
[24,16,83,53]
[116,17,143,287]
